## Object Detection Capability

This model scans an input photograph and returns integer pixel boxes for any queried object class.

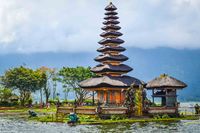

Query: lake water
[0,117,200,133]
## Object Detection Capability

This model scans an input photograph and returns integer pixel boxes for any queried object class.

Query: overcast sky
[0,0,200,54]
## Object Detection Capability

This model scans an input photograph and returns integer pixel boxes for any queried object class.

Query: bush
[162,114,169,119]
[0,101,19,106]
[79,115,96,122]
[153,114,161,119]
[83,99,94,106]
[62,100,75,104]
[111,115,127,120]
[153,114,170,119]
[48,99,57,105]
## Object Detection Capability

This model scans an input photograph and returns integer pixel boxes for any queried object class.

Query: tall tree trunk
[20,90,31,106]
[92,91,95,105]
[46,94,49,104]
[64,92,67,101]
[53,81,57,100]
[40,88,43,105]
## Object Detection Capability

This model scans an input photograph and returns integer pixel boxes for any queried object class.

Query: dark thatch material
[105,2,117,11]
[104,15,119,20]
[98,38,124,45]
[146,74,187,89]
[91,64,133,73]
[100,31,123,37]
[97,46,126,52]
[101,25,121,31]
[79,2,145,91]
[105,11,118,15]
[79,75,144,89]
[95,54,128,62]
[103,20,120,25]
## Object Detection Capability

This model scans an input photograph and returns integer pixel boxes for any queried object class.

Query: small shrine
[146,74,187,114]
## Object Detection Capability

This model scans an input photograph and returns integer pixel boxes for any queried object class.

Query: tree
[0,86,12,102]
[134,85,143,116]
[63,85,71,101]
[38,67,58,104]
[58,66,95,105]
[52,69,58,100]
[125,84,136,117]
[125,84,144,117]
[1,66,46,106]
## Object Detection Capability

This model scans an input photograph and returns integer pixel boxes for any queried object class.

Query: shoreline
[0,106,199,125]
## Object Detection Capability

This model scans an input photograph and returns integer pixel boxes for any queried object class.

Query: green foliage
[58,66,95,105]
[125,85,135,114]
[78,115,96,122]
[111,115,127,120]
[38,67,56,104]
[125,84,144,116]
[0,87,12,101]
[153,114,161,119]
[0,85,19,106]
[1,66,47,106]
[162,114,169,119]
[84,99,93,104]
[153,114,170,119]
[48,99,58,105]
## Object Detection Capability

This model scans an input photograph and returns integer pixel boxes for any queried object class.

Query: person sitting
[28,110,37,117]
[68,112,79,125]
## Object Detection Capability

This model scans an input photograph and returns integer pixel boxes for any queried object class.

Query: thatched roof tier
[97,46,126,52]
[103,20,120,25]
[105,11,118,15]
[146,74,187,89]
[101,25,121,31]
[91,64,133,73]
[95,54,128,62]
[79,75,144,89]
[105,2,117,11]
[98,38,124,45]
[100,31,123,38]
[104,15,119,20]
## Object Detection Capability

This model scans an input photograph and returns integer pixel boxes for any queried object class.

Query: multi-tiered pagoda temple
[79,2,144,106]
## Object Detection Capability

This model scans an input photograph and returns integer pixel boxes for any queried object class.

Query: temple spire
[79,2,143,105]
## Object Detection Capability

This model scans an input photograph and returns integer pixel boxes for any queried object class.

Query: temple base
[96,89,126,106]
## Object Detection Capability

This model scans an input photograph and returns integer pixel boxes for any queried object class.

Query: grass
[0,106,57,114]
[27,113,199,125]
[80,116,199,125]
[0,106,199,125]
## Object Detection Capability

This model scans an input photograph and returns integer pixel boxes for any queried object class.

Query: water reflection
[0,117,200,133]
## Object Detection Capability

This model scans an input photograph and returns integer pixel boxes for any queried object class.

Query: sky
[0,0,200,54]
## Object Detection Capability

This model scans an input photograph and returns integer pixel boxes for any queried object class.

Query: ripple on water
[0,117,200,133]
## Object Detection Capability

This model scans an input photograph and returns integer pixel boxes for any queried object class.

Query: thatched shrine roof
[95,54,128,62]
[104,15,119,20]
[146,74,187,89]
[79,75,144,89]
[97,46,126,52]
[105,2,117,11]
[98,38,124,45]
[91,64,133,73]
[105,11,118,15]
[100,31,123,38]
[101,25,121,31]
[103,20,120,25]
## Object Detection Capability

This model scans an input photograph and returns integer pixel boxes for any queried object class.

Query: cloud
[0,0,200,54]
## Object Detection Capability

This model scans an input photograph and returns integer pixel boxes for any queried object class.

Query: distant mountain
[0,47,200,101]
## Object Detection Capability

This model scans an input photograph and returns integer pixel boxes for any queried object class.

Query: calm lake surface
[0,117,200,133]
